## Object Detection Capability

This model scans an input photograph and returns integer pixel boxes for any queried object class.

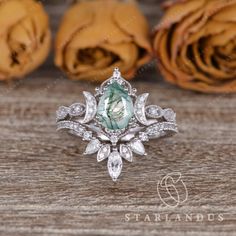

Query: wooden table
[0,1,235,235]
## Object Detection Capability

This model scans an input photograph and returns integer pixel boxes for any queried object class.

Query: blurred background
[42,0,162,72]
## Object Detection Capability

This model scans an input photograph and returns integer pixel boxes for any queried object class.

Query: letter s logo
[157,172,188,208]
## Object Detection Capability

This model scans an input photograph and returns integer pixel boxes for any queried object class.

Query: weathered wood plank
[0,1,235,236]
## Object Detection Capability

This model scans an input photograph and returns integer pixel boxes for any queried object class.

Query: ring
[56,68,178,181]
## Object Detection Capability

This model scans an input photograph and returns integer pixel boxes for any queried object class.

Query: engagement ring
[56,68,178,181]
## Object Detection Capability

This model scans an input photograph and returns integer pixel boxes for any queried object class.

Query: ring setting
[56,68,178,181]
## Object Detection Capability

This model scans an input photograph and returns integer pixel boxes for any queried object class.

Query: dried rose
[154,0,236,93]
[0,0,51,81]
[55,0,152,82]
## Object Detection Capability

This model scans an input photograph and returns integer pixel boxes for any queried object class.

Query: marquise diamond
[84,139,101,155]
[97,144,111,162]
[120,144,133,162]
[107,151,123,181]
[130,139,146,156]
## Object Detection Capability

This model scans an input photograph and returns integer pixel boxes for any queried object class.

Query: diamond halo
[56,68,178,181]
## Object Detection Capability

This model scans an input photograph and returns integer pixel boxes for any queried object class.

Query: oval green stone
[97,82,134,130]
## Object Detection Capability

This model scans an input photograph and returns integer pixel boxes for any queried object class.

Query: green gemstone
[97,82,134,130]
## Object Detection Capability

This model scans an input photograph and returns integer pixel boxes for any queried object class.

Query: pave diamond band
[56,68,178,181]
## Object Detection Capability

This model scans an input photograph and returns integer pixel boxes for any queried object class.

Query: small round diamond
[146,105,163,118]
[163,109,176,122]
[113,68,121,78]
[139,132,149,142]
[110,135,118,144]
[83,131,92,141]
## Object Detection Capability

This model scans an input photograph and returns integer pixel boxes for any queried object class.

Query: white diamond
[139,132,149,142]
[140,96,145,102]
[146,105,163,118]
[113,68,121,78]
[130,139,146,156]
[97,144,110,162]
[120,144,133,162]
[110,135,119,145]
[69,103,84,116]
[163,109,176,122]
[75,126,84,133]
[107,151,123,181]
[83,131,92,141]
[56,106,69,120]
[84,139,100,155]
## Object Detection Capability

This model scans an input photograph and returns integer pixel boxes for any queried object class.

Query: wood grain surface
[0,1,235,236]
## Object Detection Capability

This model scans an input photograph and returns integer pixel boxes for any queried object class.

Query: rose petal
[154,0,236,93]
[55,2,93,67]
[55,0,151,82]
[0,0,50,80]
[114,1,152,53]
